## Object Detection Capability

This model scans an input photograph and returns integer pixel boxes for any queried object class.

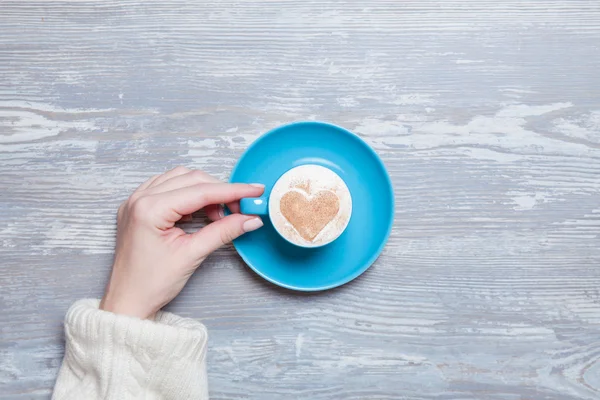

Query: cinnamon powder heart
[280,190,340,241]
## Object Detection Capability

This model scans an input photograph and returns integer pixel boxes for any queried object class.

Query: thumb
[188,214,264,259]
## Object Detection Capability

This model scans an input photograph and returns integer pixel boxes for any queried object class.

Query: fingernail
[218,205,225,219]
[243,217,263,232]
[250,183,265,188]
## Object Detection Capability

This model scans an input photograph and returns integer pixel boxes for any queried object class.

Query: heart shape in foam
[280,190,340,242]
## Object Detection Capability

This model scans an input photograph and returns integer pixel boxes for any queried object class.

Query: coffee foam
[269,165,352,247]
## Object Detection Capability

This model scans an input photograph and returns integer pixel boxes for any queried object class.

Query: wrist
[100,292,156,320]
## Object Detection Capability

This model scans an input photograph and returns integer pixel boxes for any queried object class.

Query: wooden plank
[1,0,600,398]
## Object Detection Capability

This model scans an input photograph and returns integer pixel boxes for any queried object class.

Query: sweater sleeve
[52,299,209,400]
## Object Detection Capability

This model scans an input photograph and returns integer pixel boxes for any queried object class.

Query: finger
[148,166,190,188]
[205,204,225,221]
[154,183,265,221]
[227,200,240,214]
[187,214,263,260]
[149,170,241,215]
[154,170,239,219]
[135,174,160,192]
[146,170,220,195]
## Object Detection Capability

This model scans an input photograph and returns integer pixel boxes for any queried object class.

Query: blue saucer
[230,121,394,291]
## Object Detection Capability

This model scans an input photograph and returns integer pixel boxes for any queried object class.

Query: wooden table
[2,1,600,398]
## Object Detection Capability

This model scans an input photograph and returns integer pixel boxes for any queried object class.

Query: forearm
[52,299,209,400]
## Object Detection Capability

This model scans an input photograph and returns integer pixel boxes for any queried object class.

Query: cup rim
[267,164,351,249]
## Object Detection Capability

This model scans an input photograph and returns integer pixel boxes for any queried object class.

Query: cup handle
[240,196,268,215]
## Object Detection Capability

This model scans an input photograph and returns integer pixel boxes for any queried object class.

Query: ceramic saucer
[230,121,394,291]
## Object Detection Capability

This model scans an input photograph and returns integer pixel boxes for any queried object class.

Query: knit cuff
[59,299,209,398]
[65,299,208,362]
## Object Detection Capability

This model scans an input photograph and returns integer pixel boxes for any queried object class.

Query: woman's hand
[100,167,264,319]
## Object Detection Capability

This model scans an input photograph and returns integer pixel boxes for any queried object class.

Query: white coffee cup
[240,164,352,248]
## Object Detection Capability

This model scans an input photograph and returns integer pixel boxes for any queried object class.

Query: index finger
[153,183,264,221]
[146,170,239,213]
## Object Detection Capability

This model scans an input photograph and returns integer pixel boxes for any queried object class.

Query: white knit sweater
[52,299,209,399]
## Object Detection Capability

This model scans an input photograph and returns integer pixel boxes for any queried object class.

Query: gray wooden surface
[1,0,600,398]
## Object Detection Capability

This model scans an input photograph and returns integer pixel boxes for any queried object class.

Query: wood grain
[1,0,600,398]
